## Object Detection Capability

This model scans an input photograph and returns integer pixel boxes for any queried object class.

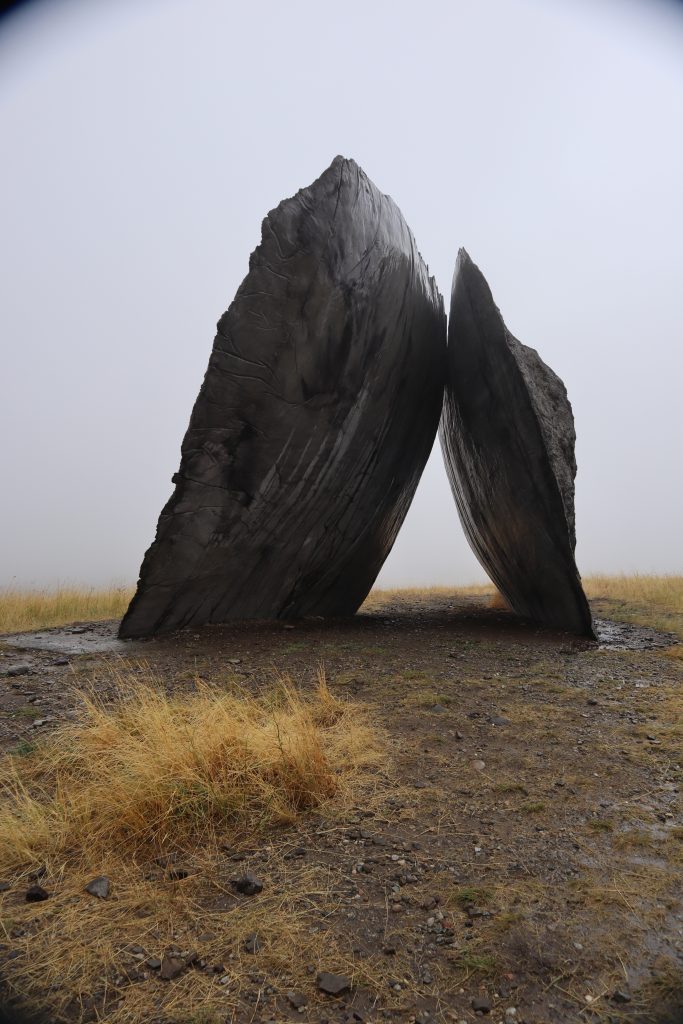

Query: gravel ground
[0,593,681,1024]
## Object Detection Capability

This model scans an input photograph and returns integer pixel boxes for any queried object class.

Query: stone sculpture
[440,249,594,637]
[120,157,446,638]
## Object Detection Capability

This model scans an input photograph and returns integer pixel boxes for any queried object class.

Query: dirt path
[1,595,681,1024]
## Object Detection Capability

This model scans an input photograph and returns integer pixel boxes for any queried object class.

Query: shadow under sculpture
[440,249,595,637]
[120,157,446,638]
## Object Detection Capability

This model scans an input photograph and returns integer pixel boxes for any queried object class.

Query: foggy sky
[1,0,682,590]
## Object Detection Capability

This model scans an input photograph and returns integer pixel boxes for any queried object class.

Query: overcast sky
[1,0,682,590]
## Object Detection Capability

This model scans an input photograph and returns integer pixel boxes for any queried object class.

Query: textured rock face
[440,249,594,637]
[120,157,446,638]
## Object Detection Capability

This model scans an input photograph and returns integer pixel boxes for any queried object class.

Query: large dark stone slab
[120,157,446,638]
[440,249,594,637]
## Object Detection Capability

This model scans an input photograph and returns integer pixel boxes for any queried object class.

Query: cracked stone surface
[120,156,446,638]
[439,248,594,637]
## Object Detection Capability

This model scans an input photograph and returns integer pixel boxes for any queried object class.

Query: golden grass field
[2,575,681,636]
[0,586,134,634]
[583,573,683,638]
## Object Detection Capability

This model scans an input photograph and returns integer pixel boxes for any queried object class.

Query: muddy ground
[0,593,681,1024]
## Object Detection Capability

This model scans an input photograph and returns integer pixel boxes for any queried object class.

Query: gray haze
[1,0,682,590]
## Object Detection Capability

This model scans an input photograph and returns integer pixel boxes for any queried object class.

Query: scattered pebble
[230,872,263,896]
[84,875,110,899]
[25,884,50,902]
[317,971,351,995]
[160,955,186,981]
[612,990,632,1004]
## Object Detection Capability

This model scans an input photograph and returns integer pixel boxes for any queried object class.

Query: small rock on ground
[6,664,30,677]
[25,884,50,902]
[612,990,632,1004]
[84,876,110,899]
[160,955,185,980]
[317,971,351,995]
[230,872,263,896]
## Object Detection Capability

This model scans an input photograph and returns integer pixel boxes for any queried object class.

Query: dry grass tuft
[0,665,387,1021]
[0,665,382,869]
[0,585,134,634]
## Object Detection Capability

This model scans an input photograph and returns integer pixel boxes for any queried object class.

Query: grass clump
[450,885,492,908]
[0,585,134,633]
[451,949,498,975]
[588,819,614,833]
[402,689,453,709]
[614,830,659,850]
[0,665,382,868]
[0,665,386,1021]
[521,801,545,814]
